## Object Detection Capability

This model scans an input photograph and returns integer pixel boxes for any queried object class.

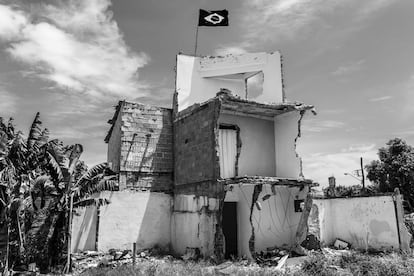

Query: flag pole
[194,25,199,56]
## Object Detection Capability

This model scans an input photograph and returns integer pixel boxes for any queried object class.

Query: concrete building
[72,51,318,259]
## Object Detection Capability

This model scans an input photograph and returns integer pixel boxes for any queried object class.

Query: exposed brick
[106,101,174,192]
[119,103,173,173]
[174,100,221,187]
[120,171,173,192]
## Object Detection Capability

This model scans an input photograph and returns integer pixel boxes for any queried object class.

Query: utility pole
[360,157,365,190]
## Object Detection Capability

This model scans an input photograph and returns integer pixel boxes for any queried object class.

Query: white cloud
[0,0,149,100]
[332,59,365,76]
[369,95,392,102]
[0,5,27,39]
[302,144,378,188]
[242,0,397,43]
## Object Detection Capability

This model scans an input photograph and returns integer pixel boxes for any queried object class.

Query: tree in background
[366,138,414,211]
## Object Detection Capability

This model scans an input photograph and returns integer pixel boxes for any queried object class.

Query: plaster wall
[219,114,275,176]
[176,52,284,111]
[71,205,97,252]
[225,184,308,258]
[312,196,404,250]
[107,105,123,172]
[97,191,172,252]
[274,112,302,178]
[171,194,220,256]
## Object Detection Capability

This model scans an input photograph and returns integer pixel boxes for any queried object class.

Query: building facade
[72,51,317,259]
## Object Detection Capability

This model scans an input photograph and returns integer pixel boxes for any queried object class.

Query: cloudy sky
[0,0,413,187]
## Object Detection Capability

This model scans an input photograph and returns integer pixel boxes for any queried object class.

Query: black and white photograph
[1,0,414,275]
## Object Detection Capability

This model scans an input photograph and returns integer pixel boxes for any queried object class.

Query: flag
[198,9,229,26]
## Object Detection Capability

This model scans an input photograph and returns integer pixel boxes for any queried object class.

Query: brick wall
[120,172,173,192]
[106,102,173,191]
[120,102,173,173]
[174,100,221,187]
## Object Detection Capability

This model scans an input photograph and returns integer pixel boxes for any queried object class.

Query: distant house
[72,51,317,259]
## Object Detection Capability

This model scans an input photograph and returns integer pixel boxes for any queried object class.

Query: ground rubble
[70,247,306,275]
[8,246,402,275]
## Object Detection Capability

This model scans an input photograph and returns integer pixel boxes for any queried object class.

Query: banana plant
[0,113,117,274]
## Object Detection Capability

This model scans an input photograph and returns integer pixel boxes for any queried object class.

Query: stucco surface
[274,112,302,178]
[225,185,308,257]
[176,52,284,111]
[97,191,172,251]
[312,196,405,250]
[171,195,219,256]
[219,114,276,177]
[71,205,97,252]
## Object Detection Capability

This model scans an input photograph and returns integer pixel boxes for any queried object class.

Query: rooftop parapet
[175,51,285,111]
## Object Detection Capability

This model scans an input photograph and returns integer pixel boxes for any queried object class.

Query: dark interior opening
[222,202,238,259]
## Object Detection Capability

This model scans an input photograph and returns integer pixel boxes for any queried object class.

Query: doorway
[222,202,238,259]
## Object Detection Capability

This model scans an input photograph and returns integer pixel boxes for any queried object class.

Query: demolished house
[72,51,318,259]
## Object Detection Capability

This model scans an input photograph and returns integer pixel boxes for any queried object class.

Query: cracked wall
[224,184,309,258]
[171,194,224,257]
[274,111,306,178]
[311,195,411,251]
[171,99,225,258]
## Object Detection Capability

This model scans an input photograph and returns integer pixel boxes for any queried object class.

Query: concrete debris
[327,265,353,276]
[275,255,289,270]
[181,247,200,261]
[334,239,350,250]
[322,248,350,257]
[255,247,289,266]
[301,234,321,251]
[71,249,176,275]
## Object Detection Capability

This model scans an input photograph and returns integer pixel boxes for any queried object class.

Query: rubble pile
[255,246,289,266]
[71,249,178,275]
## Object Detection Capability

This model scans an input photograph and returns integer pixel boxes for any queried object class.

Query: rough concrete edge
[213,97,227,261]
[248,184,263,258]
[394,190,412,253]
[292,192,313,255]
[294,110,306,178]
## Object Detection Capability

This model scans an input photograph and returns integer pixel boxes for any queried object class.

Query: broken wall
[174,100,220,190]
[171,195,220,256]
[225,184,309,258]
[218,114,276,177]
[119,102,173,191]
[176,52,284,111]
[274,111,303,178]
[172,100,224,257]
[311,195,411,251]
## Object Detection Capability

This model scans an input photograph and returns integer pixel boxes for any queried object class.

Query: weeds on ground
[339,252,414,276]
[296,250,414,276]
[79,250,414,276]
[80,260,286,276]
